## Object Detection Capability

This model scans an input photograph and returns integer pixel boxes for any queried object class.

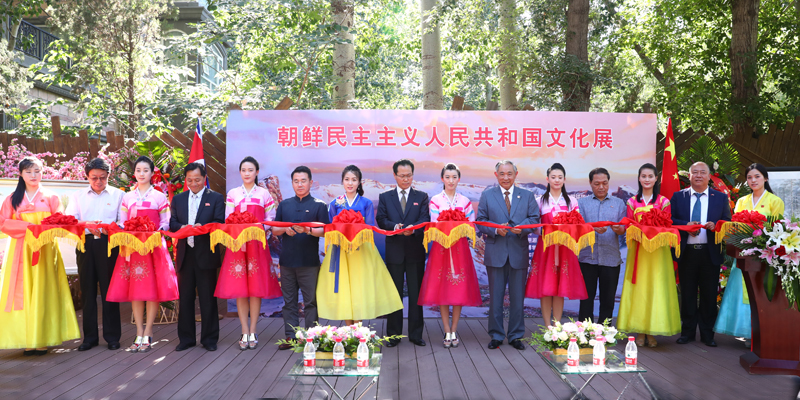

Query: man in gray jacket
[477,160,540,350]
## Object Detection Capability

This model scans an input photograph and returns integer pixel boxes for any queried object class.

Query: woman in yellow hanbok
[0,157,80,355]
[616,163,681,348]
[714,163,784,339]
[317,165,403,324]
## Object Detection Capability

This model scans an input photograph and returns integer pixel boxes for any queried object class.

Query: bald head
[689,161,710,191]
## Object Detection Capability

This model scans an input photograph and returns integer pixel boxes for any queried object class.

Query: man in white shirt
[65,158,125,351]
[671,162,731,347]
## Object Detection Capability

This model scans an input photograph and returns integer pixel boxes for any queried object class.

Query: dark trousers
[280,266,320,337]
[387,261,425,341]
[76,235,121,345]
[178,246,219,347]
[678,246,720,341]
[578,262,621,325]
[487,261,526,342]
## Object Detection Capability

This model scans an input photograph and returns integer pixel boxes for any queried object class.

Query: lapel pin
[414,202,419,206]
[205,203,210,206]
[517,196,520,199]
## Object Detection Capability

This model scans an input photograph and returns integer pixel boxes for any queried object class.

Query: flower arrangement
[526,319,627,353]
[123,216,158,232]
[728,214,800,309]
[276,323,402,356]
[225,210,258,224]
[553,210,585,224]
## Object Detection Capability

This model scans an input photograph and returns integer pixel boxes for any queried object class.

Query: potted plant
[526,319,627,355]
[276,323,403,358]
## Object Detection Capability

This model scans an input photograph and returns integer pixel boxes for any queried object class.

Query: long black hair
[441,163,461,190]
[541,163,571,210]
[341,164,364,196]
[134,156,155,173]
[635,163,660,204]
[745,163,773,194]
[12,157,43,211]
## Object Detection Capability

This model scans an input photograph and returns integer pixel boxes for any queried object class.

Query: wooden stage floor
[0,306,798,399]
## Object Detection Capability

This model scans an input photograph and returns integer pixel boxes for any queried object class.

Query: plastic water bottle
[566,337,579,367]
[625,336,638,368]
[592,337,606,367]
[333,337,345,373]
[357,338,369,372]
[303,338,316,373]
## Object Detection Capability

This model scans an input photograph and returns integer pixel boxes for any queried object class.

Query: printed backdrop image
[227,110,658,319]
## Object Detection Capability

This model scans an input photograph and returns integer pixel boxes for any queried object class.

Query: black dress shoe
[34,350,47,356]
[22,350,35,356]
[278,337,295,351]
[488,339,503,349]
[204,344,217,351]
[108,342,121,350]
[704,340,718,347]
[384,338,400,348]
[78,342,98,351]
[676,336,695,344]
[409,339,426,347]
[509,339,526,350]
[175,342,196,351]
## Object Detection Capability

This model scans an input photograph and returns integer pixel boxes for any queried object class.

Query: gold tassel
[714,221,746,244]
[423,225,476,251]
[626,226,681,257]
[109,232,163,257]
[25,228,86,253]
[542,230,595,256]
[210,227,267,252]
[324,229,374,253]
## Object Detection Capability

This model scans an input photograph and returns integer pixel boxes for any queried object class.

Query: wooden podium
[730,245,800,375]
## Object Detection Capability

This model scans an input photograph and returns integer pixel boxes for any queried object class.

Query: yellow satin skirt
[0,212,80,349]
[616,243,681,336]
[317,243,403,321]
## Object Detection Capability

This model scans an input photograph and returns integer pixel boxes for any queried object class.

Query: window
[199,45,223,91]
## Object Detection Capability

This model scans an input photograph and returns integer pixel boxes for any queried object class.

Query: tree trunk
[498,0,518,110]
[6,20,22,51]
[421,0,443,110]
[563,0,591,111]
[332,0,355,109]
[730,0,760,137]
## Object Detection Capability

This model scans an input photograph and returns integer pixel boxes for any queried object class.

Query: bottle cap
[360,338,367,342]
[569,338,577,342]
[628,336,635,341]
[306,337,313,342]
[334,336,343,342]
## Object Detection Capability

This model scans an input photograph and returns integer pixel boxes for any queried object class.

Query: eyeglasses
[396,174,413,180]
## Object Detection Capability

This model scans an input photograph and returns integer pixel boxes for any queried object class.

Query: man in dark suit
[169,163,226,351]
[671,161,731,347]
[476,161,540,350]
[376,159,430,347]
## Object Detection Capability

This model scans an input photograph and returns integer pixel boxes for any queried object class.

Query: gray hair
[495,160,518,173]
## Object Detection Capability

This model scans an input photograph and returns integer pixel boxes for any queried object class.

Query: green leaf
[135,141,169,161]
[764,264,777,302]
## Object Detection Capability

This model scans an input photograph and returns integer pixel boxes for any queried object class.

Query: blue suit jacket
[476,186,540,269]
[670,187,731,266]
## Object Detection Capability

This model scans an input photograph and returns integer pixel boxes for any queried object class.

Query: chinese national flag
[660,118,680,200]
[660,118,681,283]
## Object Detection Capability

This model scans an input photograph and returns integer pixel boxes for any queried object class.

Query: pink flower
[741,238,753,244]
[759,246,776,264]
[753,229,763,237]
[721,266,728,271]
[781,252,800,266]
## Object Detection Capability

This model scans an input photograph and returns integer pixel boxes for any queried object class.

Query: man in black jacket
[169,163,226,351]
[376,159,430,347]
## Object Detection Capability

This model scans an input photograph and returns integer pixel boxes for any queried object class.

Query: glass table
[538,350,657,400]
[287,354,381,400]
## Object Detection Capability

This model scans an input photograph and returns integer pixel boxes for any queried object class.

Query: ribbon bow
[226,210,258,224]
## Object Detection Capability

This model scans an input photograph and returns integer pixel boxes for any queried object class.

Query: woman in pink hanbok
[525,163,587,327]
[418,163,481,348]
[215,156,281,350]
[107,156,179,353]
